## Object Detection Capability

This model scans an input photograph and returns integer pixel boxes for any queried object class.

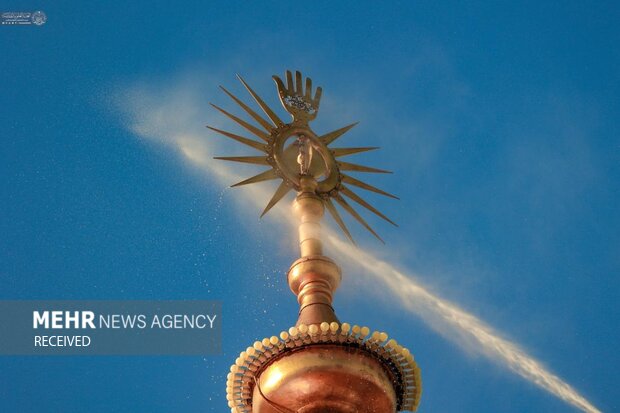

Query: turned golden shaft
[293,176,324,257]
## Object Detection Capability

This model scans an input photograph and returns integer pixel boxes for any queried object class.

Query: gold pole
[287,176,341,326]
[294,176,323,257]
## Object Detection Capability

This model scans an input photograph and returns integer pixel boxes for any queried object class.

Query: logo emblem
[31,10,46,26]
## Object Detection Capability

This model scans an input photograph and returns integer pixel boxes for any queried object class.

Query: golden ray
[331,147,379,157]
[341,174,399,199]
[261,181,292,218]
[324,198,355,244]
[210,103,270,142]
[231,169,279,188]
[219,86,274,132]
[334,194,384,243]
[320,122,359,145]
[213,156,269,165]
[338,161,391,174]
[237,75,283,127]
[206,126,267,152]
[340,186,397,227]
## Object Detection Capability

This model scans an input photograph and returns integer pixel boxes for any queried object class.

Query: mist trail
[327,236,601,413]
[119,83,601,413]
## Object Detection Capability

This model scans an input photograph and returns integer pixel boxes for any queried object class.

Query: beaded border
[226,321,421,412]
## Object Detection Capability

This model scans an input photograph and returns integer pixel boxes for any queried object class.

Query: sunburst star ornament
[208,70,398,244]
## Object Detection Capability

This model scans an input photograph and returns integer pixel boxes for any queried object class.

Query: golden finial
[214,71,422,413]
[209,70,398,243]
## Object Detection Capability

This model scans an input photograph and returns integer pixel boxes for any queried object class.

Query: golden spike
[334,194,385,243]
[236,74,284,127]
[219,86,274,133]
[331,147,379,157]
[261,181,292,217]
[341,174,399,199]
[319,122,359,145]
[209,103,270,142]
[230,169,278,188]
[338,161,392,174]
[340,186,398,227]
[213,156,270,166]
[324,198,355,244]
[206,126,267,152]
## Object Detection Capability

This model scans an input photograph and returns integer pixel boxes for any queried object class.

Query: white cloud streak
[327,236,600,413]
[113,76,601,413]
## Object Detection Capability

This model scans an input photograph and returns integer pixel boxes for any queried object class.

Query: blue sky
[1,1,618,412]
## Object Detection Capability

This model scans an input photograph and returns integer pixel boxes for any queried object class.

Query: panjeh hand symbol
[273,70,322,126]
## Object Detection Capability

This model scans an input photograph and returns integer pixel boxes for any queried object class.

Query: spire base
[225,322,422,413]
[253,345,396,413]
[287,255,341,326]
